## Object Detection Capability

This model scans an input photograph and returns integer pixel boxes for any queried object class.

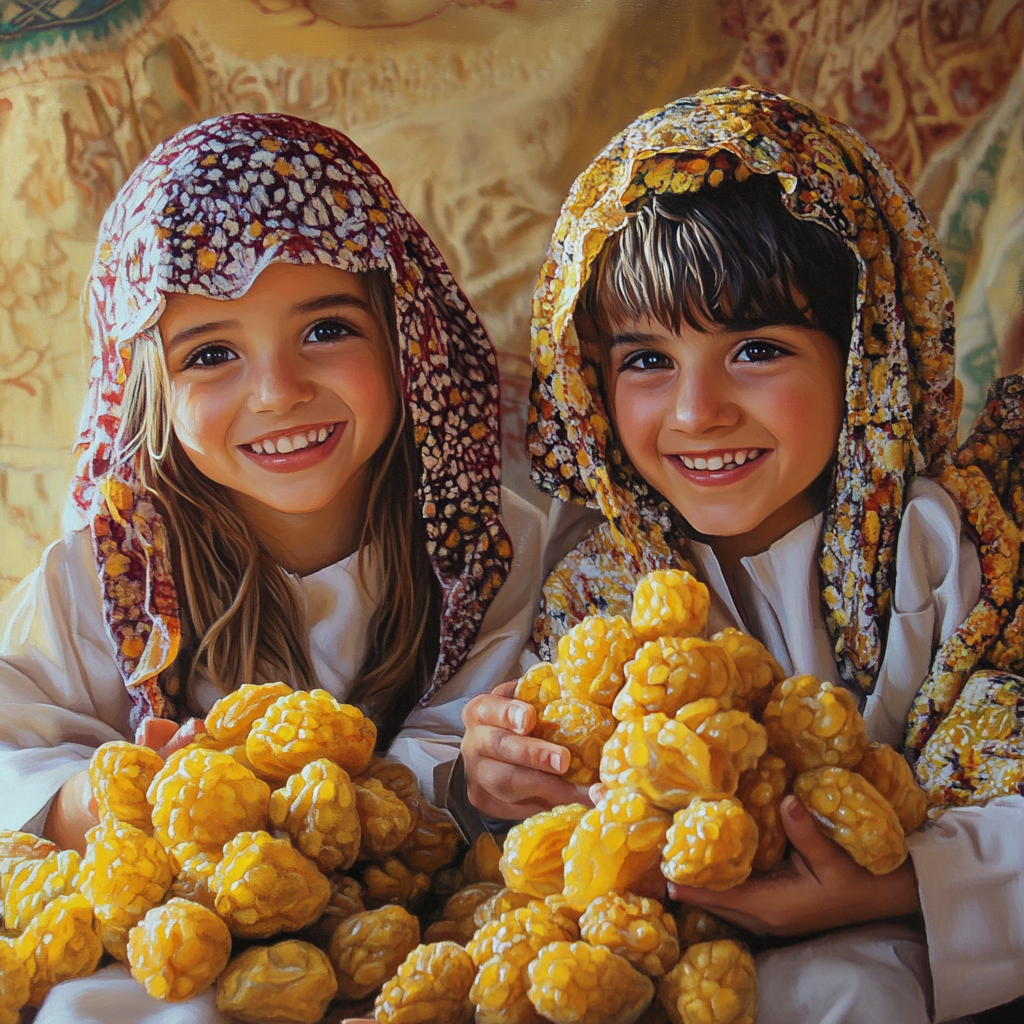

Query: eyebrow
[608,330,662,348]
[165,293,371,349]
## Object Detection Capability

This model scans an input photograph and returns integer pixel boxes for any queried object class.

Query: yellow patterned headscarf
[528,87,959,697]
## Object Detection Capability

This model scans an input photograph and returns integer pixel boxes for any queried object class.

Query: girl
[462,89,1024,1021]
[0,112,543,1021]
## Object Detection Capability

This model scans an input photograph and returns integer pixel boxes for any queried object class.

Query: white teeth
[707,456,724,471]
[682,456,695,469]
[734,451,746,465]
[251,442,264,454]
[292,434,309,450]
[307,430,318,443]
[263,439,277,454]
[694,457,708,470]
[317,428,327,443]
[275,436,294,454]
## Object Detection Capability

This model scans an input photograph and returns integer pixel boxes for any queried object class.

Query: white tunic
[0,487,545,832]
[685,477,1024,1022]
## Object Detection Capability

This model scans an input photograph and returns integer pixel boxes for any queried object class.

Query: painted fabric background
[0,0,1022,598]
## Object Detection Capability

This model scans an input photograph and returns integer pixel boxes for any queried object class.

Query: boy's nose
[246,353,316,413]
[670,366,740,435]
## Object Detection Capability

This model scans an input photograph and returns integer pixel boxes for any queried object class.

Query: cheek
[612,382,665,470]
[168,385,224,455]
[332,352,397,433]
[768,371,844,469]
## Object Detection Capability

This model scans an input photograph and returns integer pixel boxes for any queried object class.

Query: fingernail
[549,751,565,773]
[511,707,527,732]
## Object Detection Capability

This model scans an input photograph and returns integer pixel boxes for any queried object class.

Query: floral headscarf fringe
[68,113,511,727]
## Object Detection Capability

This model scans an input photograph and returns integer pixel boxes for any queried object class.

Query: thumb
[780,794,839,866]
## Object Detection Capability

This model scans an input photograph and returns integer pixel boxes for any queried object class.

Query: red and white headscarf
[66,112,511,725]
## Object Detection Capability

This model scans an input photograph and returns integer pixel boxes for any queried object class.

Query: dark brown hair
[117,269,440,747]
[580,172,859,351]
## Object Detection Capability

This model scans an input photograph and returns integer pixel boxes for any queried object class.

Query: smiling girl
[0,112,543,1022]
[462,90,1024,1022]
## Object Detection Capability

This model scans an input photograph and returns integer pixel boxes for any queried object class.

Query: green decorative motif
[0,0,160,60]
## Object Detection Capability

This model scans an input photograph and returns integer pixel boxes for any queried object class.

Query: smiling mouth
[674,448,766,471]
[243,424,337,456]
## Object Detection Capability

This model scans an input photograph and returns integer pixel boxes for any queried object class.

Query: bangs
[581,173,858,351]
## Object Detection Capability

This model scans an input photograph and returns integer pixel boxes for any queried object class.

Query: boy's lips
[238,421,345,473]
[667,447,769,486]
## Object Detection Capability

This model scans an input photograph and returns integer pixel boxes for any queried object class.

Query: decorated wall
[1,0,1022,598]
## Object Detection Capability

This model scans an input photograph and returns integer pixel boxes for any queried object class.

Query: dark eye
[735,340,787,363]
[184,344,236,368]
[306,318,354,344]
[619,349,673,372]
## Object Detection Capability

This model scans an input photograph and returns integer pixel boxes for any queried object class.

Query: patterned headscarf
[528,87,961,697]
[67,112,511,725]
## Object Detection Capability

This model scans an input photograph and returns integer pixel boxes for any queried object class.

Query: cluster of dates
[374,568,929,1024]
[0,683,469,1024]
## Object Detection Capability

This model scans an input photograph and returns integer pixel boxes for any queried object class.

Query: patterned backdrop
[0,0,1022,597]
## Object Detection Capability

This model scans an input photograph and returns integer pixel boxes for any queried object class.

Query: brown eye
[620,349,672,371]
[735,340,786,363]
[306,318,354,344]
[185,344,236,368]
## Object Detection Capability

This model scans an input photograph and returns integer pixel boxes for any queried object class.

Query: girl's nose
[246,351,316,414]
[670,363,740,435]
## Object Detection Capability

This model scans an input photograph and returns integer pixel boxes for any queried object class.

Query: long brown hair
[115,269,441,744]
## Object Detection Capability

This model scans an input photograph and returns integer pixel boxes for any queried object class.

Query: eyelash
[180,317,359,369]
[619,349,673,372]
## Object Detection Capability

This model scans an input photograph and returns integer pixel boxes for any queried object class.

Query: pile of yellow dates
[370,569,929,1024]
[0,684,468,1024]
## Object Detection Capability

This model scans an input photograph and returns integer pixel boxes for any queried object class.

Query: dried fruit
[600,714,717,811]
[470,946,544,1024]
[360,757,421,801]
[500,804,588,898]
[854,743,928,833]
[270,758,361,874]
[674,908,735,948]
[675,700,767,794]
[535,698,617,785]
[793,767,907,874]
[302,874,365,947]
[88,741,164,833]
[472,887,534,930]
[328,904,420,1000]
[0,832,58,899]
[467,904,575,968]
[216,939,338,1023]
[709,629,783,716]
[396,795,463,873]
[658,940,757,1024]
[246,688,376,781]
[632,570,710,643]
[3,850,80,932]
[354,777,414,860]
[127,897,231,1002]
[734,754,792,872]
[148,747,271,848]
[0,937,29,1024]
[557,615,642,707]
[580,893,680,977]
[204,681,293,744]
[762,675,868,772]
[360,856,430,909]
[527,940,655,1024]
[562,792,671,911]
[15,893,103,1006]
[375,941,475,1024]
[426,882,502,944]
[212,830,331,938]
[661,798,758,891]
[613,639,741,721]
[79,818,173,960]
[166,843,220,911]
[463,832,506,884]
[515,662,562,717]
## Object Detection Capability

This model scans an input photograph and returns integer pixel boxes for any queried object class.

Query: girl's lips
[239,421,346,474]
[667,449,770,486]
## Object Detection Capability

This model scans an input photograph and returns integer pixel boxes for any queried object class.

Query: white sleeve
[387,489,546,804]
[907,796,1024,1020]
[0,531,133,831]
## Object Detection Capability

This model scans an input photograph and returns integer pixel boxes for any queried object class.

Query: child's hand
[42,769,98,855]
[667,795,921,936]
[135,715,206,759]
[461,681,592,820]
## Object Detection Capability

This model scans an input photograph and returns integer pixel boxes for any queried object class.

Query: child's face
[605,315,846,546]
[159,262,396,522]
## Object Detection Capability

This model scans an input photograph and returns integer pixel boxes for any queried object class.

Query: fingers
[135,716,179,750]
[467,758,586,820]
[463,692,536,736]
[492,679,519,698]
[588,782,609,805]
[779,794,840,870]
[157,718,206,760]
